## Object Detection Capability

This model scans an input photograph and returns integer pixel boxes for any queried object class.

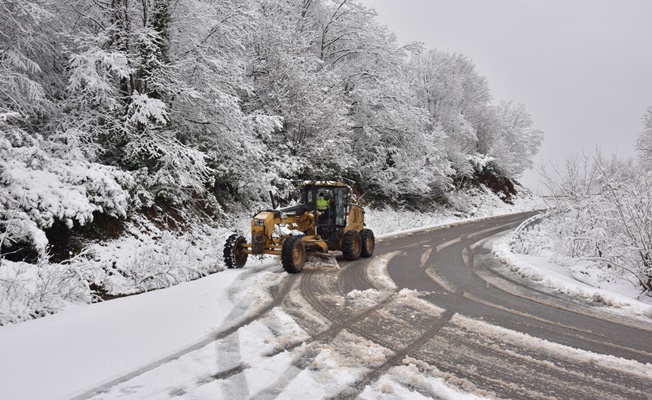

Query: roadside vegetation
[3,0,546,324]
[511,108,652,298]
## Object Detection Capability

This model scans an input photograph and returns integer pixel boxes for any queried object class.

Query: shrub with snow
[513,152,652,297]
[1,127,134,259]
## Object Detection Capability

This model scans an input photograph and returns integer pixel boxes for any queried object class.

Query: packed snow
[1,198,652,400]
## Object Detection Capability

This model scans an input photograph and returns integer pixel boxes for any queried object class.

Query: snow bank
[494,234,652,318]
[0,218,240,325]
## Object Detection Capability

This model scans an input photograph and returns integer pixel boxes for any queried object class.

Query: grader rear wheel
[282,236,306,273]
[342,230,362,261]
[360,228,375,258]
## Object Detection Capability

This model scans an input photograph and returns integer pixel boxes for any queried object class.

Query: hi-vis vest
[317,197,330,211]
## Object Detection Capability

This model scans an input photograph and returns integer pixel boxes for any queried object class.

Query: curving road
[83,211,652,399]
[283,211,652,399]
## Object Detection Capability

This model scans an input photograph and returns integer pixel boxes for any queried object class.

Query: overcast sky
[357,0,652,192]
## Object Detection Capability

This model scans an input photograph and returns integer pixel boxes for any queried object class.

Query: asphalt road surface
[284,211,652,399]
[82,211,652,399]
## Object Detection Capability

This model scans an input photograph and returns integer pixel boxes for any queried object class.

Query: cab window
[334,188,347,226]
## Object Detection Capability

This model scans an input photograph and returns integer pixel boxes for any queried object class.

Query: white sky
[357,0,652,192]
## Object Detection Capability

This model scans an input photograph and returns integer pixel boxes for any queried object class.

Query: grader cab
[223,181,375,273]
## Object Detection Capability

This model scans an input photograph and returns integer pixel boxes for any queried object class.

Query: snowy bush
[68,216,239,292]
[0,126,135,259]
[0,214,240,325]
[76,229,222,295]
[0,259,90,325]
[447,183,512,216]
[516,152,652,296]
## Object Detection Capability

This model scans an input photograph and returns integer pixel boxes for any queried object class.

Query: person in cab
[316,190,331,223]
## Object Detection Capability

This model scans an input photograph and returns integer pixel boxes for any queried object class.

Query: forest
[2,0,652,326]
[1,0,547,323]
[1,0,544,210]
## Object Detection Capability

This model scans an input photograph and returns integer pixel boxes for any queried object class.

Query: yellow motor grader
[223,181,375,273]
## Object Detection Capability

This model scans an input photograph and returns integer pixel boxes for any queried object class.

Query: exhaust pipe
[269,191,277,209]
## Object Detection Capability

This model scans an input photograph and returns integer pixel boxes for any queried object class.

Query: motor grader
[223,181,375,273]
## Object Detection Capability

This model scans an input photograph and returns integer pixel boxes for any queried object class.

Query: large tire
[282,236,306,273]
[223,234,248,269]
[360,229,375,258]
[342,230,362,261]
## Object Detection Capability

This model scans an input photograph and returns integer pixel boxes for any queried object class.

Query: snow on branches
[0,0,551,323]
[0,128,134,258]
[522,151,652,296]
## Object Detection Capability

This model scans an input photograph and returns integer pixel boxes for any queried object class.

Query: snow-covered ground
[493,239,652,318]
[0,268,244,400]
[1,200,651,400]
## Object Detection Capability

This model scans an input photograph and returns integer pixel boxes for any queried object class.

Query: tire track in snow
[283,230,470,399]
[84,212,652,400]
[295,212,652,399]
[330,286,463,400]
[390,214,652,399]
[413,316,652,400]
[197,258,399,400]
[74,269,297,400]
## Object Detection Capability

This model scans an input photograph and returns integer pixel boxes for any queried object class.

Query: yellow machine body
[242,181,366,257]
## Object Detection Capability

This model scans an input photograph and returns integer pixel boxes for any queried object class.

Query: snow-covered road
[0,267,248,400]
[2,212,652,400]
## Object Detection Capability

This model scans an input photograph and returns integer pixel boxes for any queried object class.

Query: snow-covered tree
[488,101,543,178]
[637,106,652,170]
[539,150,652,295]
[305,1,449,202]
[408,50,493,176]
[59,0,261,205]
[1,0,46,115]
[599,166,652,293]
[406,50,544,182]
[244,0,351,182]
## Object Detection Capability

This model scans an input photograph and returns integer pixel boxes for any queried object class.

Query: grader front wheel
[282,236,306,273]
[224,234,248,269]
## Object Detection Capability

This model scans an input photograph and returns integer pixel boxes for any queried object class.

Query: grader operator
[223,181,375,273]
